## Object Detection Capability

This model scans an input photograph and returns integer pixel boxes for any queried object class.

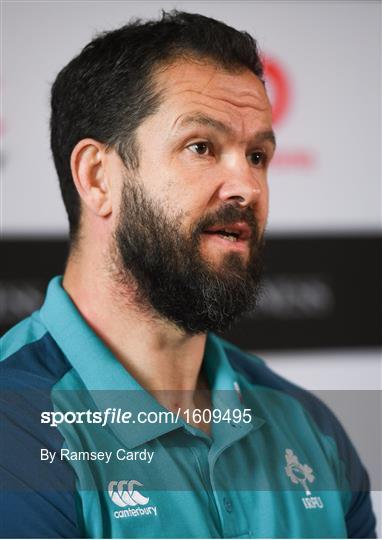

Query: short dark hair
[50,10,264,243]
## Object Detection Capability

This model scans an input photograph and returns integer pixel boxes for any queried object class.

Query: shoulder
[1,311,46,360]
[0,314,83,538]
[220,337,344,441]
[0,311,73,453]
[219,337,377,538]
[0,311,74,446]
[1,312,72,388]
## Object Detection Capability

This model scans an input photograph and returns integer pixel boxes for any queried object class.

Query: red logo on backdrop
[264,57,290,126]
[263,56,315,169]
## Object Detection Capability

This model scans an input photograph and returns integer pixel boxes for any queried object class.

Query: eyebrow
[175,112,276,148]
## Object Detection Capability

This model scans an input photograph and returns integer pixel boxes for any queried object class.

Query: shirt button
[223,497,233,513]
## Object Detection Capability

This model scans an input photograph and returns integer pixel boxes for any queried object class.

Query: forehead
[152,60,272,134]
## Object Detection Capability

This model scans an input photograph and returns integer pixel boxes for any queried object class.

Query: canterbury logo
[108,480,150,508]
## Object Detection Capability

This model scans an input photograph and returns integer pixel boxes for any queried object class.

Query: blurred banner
[2,235,381,350]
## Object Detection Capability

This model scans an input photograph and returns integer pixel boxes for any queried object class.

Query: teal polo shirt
[0,277,376,538]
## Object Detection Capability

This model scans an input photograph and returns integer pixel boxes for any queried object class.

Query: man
[0,11,376,538]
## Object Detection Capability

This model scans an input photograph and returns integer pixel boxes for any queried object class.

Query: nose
[217,160,263,208]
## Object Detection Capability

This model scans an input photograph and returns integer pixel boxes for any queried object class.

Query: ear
[70,138,112,218]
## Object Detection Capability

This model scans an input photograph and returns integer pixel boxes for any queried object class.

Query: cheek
[109,176,127,230]
[263,189,270,224]
[257,183,269,234]
[161,172,213,213]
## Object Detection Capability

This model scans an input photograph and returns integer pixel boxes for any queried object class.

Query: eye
[187,142,211,156]
[249,151,267,167]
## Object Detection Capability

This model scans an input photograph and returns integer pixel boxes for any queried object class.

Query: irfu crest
[284,448,315,496]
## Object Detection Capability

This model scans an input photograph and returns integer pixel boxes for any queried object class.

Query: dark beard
[113,175,265,335]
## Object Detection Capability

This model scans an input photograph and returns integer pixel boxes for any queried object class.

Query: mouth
[202,222,252,243]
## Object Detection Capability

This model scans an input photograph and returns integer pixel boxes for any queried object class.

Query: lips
[203,222,252,242]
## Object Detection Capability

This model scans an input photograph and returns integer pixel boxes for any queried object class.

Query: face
[113,60,275,334]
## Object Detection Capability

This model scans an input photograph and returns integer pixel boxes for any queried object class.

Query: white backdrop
[2,0,381,534]
[2,0,381,235]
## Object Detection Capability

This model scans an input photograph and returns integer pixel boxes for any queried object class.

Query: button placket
[189,441,223,536]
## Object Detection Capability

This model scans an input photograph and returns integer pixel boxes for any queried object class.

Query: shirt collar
[203,333,265,448]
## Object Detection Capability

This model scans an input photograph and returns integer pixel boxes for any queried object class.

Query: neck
[63,249,208,399]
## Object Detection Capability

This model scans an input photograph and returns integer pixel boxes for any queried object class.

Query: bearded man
[0,11,376,538]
